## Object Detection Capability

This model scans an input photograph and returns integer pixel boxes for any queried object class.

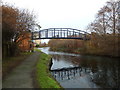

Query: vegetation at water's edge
[36,49,62,88]
[48,35,120,57]
[2,52,33,79]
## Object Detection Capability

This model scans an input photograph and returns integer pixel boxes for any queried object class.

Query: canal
[39,47,120,88]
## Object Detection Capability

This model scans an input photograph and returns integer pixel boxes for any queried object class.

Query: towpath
[3,51,40,88]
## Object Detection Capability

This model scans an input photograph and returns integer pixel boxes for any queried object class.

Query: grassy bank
[2,52,33,79]
[36,49,62,88]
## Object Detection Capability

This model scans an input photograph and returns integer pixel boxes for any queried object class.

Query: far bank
[48,37,120,58]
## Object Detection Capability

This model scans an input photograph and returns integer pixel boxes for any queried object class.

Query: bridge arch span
[31,28,90,40]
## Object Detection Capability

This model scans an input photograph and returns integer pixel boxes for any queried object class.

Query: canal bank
[39,47,120,88]
[35,49,62,88]
[3,49,62,88]
[49,47,120,58]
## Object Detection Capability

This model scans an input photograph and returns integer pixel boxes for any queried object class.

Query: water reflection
[79,56,120,88]
[51,67,83,80]
[51,55,79,70]
[39,47,120,88]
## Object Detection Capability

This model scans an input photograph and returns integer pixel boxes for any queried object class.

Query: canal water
[39,47,120,88]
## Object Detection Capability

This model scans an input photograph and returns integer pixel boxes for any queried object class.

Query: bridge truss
[31,28,90,40]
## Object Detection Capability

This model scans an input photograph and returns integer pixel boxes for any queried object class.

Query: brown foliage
[48,39,84,53]
[2,5,19,42]
[2,4,38,57]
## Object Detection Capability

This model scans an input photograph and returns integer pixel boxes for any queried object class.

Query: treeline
[2,3,40,58]
[48,0,120,57]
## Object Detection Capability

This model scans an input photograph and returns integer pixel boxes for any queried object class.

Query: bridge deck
[31,28,90,40]
[32,37,89,40]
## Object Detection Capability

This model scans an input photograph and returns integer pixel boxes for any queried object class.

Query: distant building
[34,40,41,46]
[17,32,34,52]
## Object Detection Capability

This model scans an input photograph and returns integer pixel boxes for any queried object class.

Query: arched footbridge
[31,28,90,40]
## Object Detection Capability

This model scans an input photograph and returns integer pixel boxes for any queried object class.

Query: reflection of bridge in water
[50,60,120,88]
[50,66,94,81]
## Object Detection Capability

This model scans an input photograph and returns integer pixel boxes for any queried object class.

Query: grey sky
[3,0,109,43]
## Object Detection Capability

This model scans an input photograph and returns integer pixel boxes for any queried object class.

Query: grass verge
[2,52,33,79]
[36,49,62,88]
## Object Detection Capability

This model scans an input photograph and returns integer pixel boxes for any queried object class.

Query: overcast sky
[3,0,109,43]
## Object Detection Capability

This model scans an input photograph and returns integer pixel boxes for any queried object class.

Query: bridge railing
[31,28,90,40]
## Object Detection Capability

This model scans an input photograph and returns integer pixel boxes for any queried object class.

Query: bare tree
[106,0,119,35]
[2,3,40,57]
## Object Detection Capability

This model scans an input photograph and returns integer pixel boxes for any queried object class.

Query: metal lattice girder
[31,28,90,40]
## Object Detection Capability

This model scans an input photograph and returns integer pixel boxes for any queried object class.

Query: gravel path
[2,51,40,88]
